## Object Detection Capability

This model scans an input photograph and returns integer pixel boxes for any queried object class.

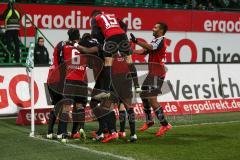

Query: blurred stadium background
[0,0,240,160]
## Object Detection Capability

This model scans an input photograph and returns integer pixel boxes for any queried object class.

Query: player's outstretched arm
[130,33,153,51]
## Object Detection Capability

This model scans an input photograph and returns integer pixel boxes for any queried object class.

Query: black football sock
[128,63,139,87]
[95,107,110,135]
[127,108,136,136]
[57,113,66,135]
[96,117,104,135]
[102,66,111,92]
[90,100,104,135]
[71,107,79,134]
[48,110,56,134]
[61,113,69,137]
[102,114,109,133]
[57,116,63,135]
[57,120,63,135]
[119,110,126,132]
[155,106,168,126]
[107,110,117,134]
[97,114,109,135]
[142,99,153,122]
[72,121,79,134]
[79,108,85,129]
[57,113,68,137]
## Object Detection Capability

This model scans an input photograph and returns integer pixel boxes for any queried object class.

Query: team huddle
[46,9,172,143]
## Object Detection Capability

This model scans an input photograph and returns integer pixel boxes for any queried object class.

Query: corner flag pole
[26,42,35,137]
[30,60,35,137]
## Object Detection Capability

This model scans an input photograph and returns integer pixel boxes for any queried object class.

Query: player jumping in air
[90,9,139,98]
[130,22,172,136]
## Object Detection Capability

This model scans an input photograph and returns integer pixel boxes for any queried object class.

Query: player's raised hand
[130,33,138,43]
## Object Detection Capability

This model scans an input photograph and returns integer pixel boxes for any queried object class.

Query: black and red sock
[155,106,168,126]
[142,99,153,122]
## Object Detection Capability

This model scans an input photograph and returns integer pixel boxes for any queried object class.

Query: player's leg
[90,99,105,138]
[123,98,137,142]
[57,99,72,142]
[148,76,172,136]
[93,60,112,99]
[126,55,140,91]
[93,40,115,99]
[71,103,79,137]
[148,96,172,136]
[120,73,137,142]
[71,102,86,139]
[78,103,86,131]
[90,74,110,140]
[95,34,130,99]
[47,110,56,138]
[105,100,117,134]
[100,98,118,143]
[102,57,113,91]
[71,80,88,139]
[118,41,139,140]
[47,84,63,139]
[139,75,155,131]
[148,77,168,124]
[148,97,167,125]
[118,101,126,138]
[57,79,81,141]
[112,68,137,141]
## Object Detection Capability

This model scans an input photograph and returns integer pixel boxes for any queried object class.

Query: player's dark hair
[157,22,168,35]
[37,37,44,42]
[67,28,80,41]
[82,33,92,41]
[91,9,102,17]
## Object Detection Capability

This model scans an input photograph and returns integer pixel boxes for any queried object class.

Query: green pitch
[1,112,240,160]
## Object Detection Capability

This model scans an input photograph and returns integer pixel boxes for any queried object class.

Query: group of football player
[46,9,172,143]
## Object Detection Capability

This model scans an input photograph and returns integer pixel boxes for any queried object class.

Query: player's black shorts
[47,83,63,105]
[103,34,130,57]
[63,79,88,104]
[111,73,133,100]
[140,74,165,98]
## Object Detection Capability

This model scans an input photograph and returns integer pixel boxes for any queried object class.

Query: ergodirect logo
[204,19,240,33]
[21,11,142,30]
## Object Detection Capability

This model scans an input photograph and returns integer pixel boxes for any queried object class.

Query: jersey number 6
[71,49,81,64]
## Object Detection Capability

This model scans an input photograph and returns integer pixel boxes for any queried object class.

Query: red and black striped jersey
[147,36,167,77]
[93,13,125,39]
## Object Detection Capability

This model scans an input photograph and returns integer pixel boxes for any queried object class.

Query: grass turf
[0,112,240,160]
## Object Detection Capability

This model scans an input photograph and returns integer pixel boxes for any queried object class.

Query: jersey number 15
[101,14,118,29]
